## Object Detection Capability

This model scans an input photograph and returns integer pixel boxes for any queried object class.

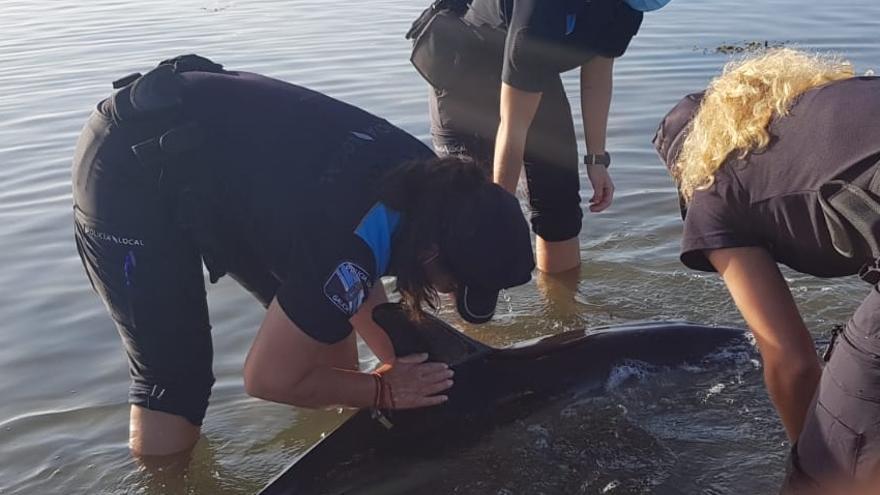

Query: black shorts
[72,104,277,426]
[428,40,583,242]
[781,287,880,492]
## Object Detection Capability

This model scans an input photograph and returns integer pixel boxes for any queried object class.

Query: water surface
[2,0,879,493]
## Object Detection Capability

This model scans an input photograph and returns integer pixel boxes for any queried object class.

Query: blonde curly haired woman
[654,48,880,492]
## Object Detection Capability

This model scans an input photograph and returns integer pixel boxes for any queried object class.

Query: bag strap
[819,156,880,259]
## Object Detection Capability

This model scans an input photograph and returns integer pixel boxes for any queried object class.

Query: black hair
[380,155,488,318]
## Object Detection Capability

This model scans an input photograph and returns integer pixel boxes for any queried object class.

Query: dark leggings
[428,69,582,242]
[73,103,278,426]
[782,287,880,492]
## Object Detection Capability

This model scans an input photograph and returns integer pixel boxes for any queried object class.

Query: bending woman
[73,55,535,456]
[425,0,643,272]
[654,49,880,492]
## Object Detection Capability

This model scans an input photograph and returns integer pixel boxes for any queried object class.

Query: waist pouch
[109,54,234,283]
[408,6,500,91]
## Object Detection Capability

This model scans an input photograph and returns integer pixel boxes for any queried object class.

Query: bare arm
[580,56,615,212]
[245,298,373,409]
[350,285,395,363]
[493,82,542,193]
[243,296,452,410]
[580,56,613,156]
[707,247,821,440]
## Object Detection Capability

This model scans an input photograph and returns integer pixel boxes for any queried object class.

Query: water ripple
[2,0,879,493]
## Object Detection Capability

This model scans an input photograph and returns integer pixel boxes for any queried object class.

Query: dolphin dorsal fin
[372,303,493,366]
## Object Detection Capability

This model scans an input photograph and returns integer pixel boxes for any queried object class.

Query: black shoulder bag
[405,0,484,91]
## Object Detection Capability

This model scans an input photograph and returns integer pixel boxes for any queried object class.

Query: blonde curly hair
[675,48,855,201]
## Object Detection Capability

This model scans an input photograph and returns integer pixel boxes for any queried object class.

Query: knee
[530,206,583,242]
[525,169,583,242]
[129,405,201,456]
[128,377,213,430]
[531,216,582,242]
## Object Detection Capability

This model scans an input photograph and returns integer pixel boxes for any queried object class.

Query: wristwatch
[584,151,611,168]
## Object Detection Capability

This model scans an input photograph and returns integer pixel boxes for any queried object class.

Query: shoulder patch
[323,262,372,316]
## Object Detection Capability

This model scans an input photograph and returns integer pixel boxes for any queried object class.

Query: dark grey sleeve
[680,177,762,272]
[501,0,568,93]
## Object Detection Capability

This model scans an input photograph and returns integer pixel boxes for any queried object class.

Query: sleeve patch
[323,262,371,316]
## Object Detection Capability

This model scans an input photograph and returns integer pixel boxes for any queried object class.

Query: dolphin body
[259,303,748,495]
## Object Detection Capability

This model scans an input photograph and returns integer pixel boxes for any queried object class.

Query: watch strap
[584,151,611,168]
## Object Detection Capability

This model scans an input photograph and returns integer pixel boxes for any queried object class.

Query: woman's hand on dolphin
[586,165,614,212]
[376,353,453,409]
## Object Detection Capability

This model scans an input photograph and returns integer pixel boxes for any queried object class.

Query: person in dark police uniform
[73,55,535,456]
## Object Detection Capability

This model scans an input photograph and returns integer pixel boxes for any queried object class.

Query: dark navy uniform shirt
[680,77,880,277]
[178,71,434,343]
[464,0,643,92]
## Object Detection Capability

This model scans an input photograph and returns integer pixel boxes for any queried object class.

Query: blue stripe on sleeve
[565,14,577,35]
[354,203,401,276]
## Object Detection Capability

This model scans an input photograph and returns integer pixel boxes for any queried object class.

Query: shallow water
[1,0,879,493]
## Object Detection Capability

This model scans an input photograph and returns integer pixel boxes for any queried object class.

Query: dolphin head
[372,303,492,366]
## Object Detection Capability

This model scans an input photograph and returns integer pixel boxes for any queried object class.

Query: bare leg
[134,440,194,493]
[133,424,230,495]
[536,236,581,273]
[535,265,583,324]
[129,406,201,457]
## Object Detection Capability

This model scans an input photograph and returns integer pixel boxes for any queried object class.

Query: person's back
[173,69,433,278]
[655,49,880,492]
[679,76,880,275]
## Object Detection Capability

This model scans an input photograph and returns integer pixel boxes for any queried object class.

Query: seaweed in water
[202,2,233,13]
[692,40,789,55]
[711,40,788,54]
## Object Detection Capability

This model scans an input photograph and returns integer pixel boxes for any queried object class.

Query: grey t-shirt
[678,77,880,276]
[464,0,642,92]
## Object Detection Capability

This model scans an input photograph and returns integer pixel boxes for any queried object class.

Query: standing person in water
[654,48,880,492]
[410,0,666,273]
[72,55,535,456]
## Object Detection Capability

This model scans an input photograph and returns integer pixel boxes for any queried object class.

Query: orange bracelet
[371,371,397,409]
[370,371,385,409]
[371,372,382,410]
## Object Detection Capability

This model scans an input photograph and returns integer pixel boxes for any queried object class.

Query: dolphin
[259,303,748,495]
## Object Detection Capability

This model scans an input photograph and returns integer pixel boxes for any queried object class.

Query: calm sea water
[1,1,879,493]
